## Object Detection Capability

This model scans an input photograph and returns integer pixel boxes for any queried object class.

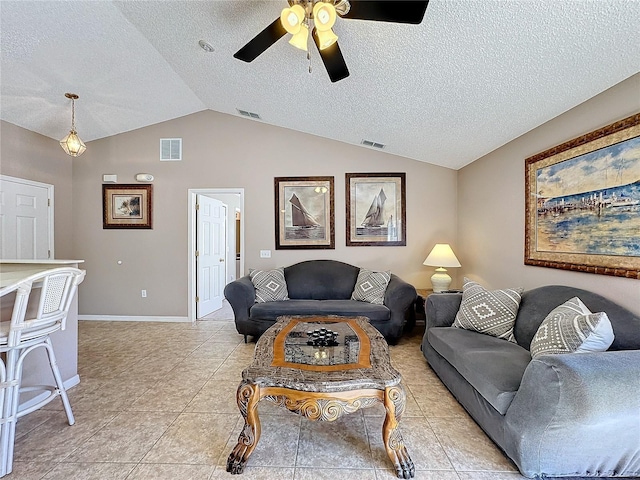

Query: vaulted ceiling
[1,1,639,169]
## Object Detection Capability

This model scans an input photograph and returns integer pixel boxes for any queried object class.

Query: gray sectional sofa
[421,285,640,478]
[224,259,417,344]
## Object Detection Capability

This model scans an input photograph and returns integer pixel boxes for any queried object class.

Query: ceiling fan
[234,0,429,83]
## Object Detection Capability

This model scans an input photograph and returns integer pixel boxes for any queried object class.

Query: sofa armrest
[223,275,256,322]
[504,350,640,477]
[425,293,462,329]
[383,274,417,342]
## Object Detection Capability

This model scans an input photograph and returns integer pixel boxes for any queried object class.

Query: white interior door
[196,195,226,318]
[0,176,53,259]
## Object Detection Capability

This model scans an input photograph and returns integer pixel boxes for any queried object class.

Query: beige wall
[73,111,457,317]
[0,120,74,259]
[458,73,640,314]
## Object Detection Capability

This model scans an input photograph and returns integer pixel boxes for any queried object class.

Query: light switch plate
[260,250,271,258]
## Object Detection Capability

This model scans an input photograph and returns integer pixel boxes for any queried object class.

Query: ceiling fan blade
[342,1,429,24]
[234,18,287,62]
[312,30,350,83]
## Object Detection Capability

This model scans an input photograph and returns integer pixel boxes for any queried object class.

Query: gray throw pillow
[530,296,614,358]
[351,268,391,305]
[249,267,289,303]
[452,277,523,342]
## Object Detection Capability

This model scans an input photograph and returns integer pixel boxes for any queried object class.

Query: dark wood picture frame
[346,172,406,246]
[102,184,153,229]
[275,176,335,250]
[525,113,640,279]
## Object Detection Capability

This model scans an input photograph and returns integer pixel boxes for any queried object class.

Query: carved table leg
[382,385,414,479]
[226,382,261,474]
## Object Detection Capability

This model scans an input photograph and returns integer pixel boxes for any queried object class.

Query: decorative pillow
[249,268,289,303]
[530,297,614,358]
[351,269,391,305]
[452,278,523,342]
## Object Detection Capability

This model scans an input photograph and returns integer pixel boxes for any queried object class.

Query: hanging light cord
[70,98,76,132]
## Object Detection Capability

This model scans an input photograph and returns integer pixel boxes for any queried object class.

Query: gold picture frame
[346,173,406,246]
[525,113,640,279]
[275,176,335,249]
[102,184,153,229]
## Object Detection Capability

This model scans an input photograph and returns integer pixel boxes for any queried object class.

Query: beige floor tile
[189,341,241,359]
[15,409,58,439]
[296,414,373,469]
[294,467,377,479]
[65,411,178,463]
[13,410,118,463]
[428,417,518,472]
[210,465,295,479]
[376,469,460,480]
[164,356,225,382]
[184,378,240,414]
[41,462,137,479]
[128,377,210,412]
[408,384,467,418]
[365,416,453,471]
[69,378,153,412]
[127,463,216,479]
[456,472,527,480]
[222,414,301,468]
[142,412,238,465]
[5,461,56,480]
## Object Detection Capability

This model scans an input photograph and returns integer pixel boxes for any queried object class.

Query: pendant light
[59,93,86,157]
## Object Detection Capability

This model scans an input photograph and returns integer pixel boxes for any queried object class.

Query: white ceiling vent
[361,139,386,149]
[160,138,182,161]
[236,109,261,120]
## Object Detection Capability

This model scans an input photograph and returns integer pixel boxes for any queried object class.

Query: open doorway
[188,188,244,322]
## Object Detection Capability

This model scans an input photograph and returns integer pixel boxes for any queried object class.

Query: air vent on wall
[160,138,182,161]
[236,109,261,120]
[361,139,386,149]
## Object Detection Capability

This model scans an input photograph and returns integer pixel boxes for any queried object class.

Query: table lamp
[423,244,461,292]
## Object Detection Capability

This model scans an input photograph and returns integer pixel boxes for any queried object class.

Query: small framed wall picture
[102,184,153,229]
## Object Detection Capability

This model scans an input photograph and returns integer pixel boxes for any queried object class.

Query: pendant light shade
[60,93,86,157]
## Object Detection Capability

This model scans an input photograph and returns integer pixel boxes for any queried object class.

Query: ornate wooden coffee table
[226,315,414,479]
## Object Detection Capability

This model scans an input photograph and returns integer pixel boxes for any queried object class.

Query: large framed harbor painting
[275,176,335,249]
[346,173,406,246]
[525,113,640,279]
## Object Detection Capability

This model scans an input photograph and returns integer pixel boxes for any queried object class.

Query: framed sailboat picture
[525,113,640,279]
[346,173,406,246]
[275,176,335,249]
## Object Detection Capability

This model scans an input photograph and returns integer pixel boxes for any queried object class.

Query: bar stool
[0,267,85,477]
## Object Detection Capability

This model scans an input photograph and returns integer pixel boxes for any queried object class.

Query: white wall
[458,73,640,314]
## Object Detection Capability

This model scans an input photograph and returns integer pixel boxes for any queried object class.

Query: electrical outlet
[141,290,147,298]
[260,250,271,258]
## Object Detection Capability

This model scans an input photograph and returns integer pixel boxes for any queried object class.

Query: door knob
[219,258,225,262]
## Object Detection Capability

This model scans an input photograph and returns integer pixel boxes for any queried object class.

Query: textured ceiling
[1,1,639,170]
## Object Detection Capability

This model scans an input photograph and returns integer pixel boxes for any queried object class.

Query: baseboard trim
[78,315,190,323]
[19,374,80,412]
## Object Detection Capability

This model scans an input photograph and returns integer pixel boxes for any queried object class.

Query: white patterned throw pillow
[249,268,289,303]
[530,297,614,358]
[351,269,391,305]
[452,278,523,342]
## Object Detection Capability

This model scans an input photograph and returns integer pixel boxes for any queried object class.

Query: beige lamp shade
[313,2,338,50]
[423,244,461,292]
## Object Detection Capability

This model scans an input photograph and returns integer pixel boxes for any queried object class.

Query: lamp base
[430,268,451,293]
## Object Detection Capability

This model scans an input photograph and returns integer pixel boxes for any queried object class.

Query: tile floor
[9,312,532,480]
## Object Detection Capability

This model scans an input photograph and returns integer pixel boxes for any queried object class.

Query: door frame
[0,174,55,259]
[188,188,244,323]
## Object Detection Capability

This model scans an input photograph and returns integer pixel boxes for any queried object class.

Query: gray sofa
[421,285,640,478]
[224,259,416,344]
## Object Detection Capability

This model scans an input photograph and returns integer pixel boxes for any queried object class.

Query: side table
[414,289,433,325]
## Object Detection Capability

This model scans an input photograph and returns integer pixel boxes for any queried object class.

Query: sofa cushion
[250,268,289,303]
[428,326,531,414]
[453,278,523,342]
[351,269,391,305]
[530,297,614,358]
[285,260,360,300]
[250,299,390,322]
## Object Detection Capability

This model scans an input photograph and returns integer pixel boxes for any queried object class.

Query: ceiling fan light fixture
[281,5,305,34]
[59,93,86,157]
[313,2,337,29]
[316,28,338,50]
[288,22,309,51]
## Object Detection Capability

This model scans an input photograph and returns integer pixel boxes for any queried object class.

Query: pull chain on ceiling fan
[234,0,429,83]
